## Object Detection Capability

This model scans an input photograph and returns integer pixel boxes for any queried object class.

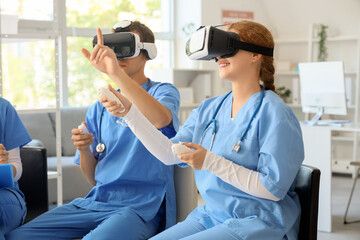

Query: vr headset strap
[234,40,274,57]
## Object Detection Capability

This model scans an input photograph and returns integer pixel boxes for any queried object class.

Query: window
[0,0,173,108]
[1,0,53,21]
[66,36,111,106]
[66,0,170,32]
[65,0,171,106]
[1,39,55,108]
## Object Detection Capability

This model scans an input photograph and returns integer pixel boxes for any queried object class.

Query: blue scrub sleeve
[170,104,201,144]
[258,114,304,200]
[151,83,180,131]
[74,103,101,165]
[0,99,31,150]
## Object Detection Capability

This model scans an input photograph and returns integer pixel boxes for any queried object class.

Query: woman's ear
[250,53,262,63]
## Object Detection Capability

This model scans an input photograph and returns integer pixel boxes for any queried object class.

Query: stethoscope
[96,106,128,153]
[96,81,151,153]
[96,107,107,153]
[199,86,264,152]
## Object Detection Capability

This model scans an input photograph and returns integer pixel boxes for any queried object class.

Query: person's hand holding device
[172,142,207,170]
[0,144,9,164]
[99,84,132,118]
[71,122,93,151]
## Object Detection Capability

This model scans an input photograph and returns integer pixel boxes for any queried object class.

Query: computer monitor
[298,61,347,125]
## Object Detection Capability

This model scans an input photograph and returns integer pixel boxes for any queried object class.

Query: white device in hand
[98,87,125,113]
[78,123,89,134]
[171,142,194,155]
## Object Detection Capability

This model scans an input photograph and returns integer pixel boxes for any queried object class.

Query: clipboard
[0,164,14,188]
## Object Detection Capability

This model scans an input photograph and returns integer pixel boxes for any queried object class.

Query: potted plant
[317,24,328,62]
[277,86,292,103]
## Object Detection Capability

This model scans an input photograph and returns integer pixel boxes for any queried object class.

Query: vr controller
[78,123,89,134]
[171,142,194,155]
[93,32,157,60]
[98,87,126,113]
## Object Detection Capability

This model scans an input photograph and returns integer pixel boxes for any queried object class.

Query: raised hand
[81,28,123,78]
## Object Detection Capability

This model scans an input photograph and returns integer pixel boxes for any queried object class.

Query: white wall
[175,0,360,96]
[199,0,360,39]
[199,0,270,27]
[174,0,201,69]
[261,0,360,39]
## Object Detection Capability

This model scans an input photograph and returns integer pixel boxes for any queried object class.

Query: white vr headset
[93,32,157,60]
[186,26,274,61]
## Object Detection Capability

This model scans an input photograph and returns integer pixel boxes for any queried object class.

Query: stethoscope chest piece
[96,143,106,153]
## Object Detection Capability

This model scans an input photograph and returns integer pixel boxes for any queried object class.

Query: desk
[301,123,360,232]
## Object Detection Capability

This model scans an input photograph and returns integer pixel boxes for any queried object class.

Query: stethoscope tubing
[98,107,105,142]
[200,87,264,152]
[96,107,106,153]
[96,81,152,153]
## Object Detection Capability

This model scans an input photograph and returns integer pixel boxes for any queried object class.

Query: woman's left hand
[177,143,207,170]
[0,144,9,164]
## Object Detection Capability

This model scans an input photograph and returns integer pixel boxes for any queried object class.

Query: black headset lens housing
[186,26,274,61]
[93,32,137,60]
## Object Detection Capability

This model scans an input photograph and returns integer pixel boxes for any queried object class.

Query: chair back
[295,164,321,240]
[18,146,49,223]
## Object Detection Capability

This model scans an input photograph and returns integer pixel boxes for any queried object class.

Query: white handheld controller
[98,87,125,113]
[78,123,89,134]
[171,142,194,155]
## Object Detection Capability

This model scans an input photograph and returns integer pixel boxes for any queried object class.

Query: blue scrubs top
[171,90,304,239]
[0,98,32,212]
[72,79,180,229]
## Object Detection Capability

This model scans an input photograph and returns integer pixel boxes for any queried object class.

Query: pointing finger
[97,28,104,45]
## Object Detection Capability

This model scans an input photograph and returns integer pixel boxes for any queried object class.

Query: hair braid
[260,57,277,93]
[229,21,277,93]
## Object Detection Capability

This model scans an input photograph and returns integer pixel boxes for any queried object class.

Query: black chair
[295,164,321,240]
[18,146,49,223]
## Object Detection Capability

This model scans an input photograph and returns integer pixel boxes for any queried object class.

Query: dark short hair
[113,20,155,43]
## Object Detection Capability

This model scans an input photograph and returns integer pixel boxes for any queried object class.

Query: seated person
[101,20,304,240]
[7,20,180,240]
[0,97,32,240]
